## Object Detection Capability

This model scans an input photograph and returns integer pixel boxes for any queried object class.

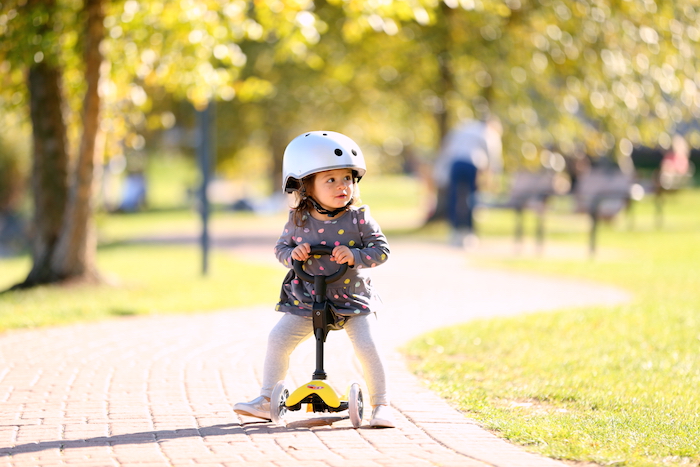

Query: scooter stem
[292,245,349,382]
[313,326,328,380]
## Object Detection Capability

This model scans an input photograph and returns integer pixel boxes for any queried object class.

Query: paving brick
[0,239,629,466]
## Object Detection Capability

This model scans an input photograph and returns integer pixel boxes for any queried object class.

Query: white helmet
[282,131,366,193]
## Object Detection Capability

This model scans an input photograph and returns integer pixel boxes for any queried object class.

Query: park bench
[572,167,637,255]
[500,170,557,249]
[651,159,695,228]
[631,145,697,227]
[494,166,639,256]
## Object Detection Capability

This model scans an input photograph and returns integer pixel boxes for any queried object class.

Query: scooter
[269,245,364,428]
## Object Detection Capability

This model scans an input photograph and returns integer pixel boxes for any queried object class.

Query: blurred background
[2,4,699,462]
[1,0,699,285]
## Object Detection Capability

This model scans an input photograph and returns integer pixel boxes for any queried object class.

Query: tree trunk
[270,127,288,194]
[50,0,105,282]
[16,0,69,288]
[21,62,70,287]
[426,2,456,223]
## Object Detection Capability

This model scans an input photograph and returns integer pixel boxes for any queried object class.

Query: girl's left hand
[331,245,355,266]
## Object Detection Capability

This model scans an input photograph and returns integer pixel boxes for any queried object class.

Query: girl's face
[309,168,355,211]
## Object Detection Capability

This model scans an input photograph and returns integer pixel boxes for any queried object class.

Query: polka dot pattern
[274,205,389,318]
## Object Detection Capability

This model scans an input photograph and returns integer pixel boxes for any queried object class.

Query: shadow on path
[0,417,360,456]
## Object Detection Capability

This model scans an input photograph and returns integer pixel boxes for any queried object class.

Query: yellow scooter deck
[286,380,342,408]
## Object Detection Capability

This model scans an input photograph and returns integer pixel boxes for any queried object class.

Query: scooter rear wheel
[348,382,363,428]
[270,380,290,426]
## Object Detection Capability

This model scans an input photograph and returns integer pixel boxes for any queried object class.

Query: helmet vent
[334,149,343,156]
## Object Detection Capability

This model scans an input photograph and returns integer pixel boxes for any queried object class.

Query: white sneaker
[449,230,465,247]
[370,405,395,428]
[233,396,271,420]
[463,233,479,249]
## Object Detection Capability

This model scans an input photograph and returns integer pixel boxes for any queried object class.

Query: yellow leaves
[332,63,355,84]
[223,0,247,20]
[305,53,324,70]
[244,19,264,41]
[495,3,512,17]
[342,19,364,44]
[129,84,148,107]
[412,7,430,26]
[188,87,214,111]
[235,76,276,102]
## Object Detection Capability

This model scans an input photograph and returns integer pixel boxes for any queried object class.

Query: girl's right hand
[291,243,311,262]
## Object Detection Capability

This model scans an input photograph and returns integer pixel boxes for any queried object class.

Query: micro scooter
[269,245,364,428]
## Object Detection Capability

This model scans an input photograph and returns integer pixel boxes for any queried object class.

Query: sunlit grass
[96,173,426,240]
[0,245,280,332]
[0,173,425,332]
[404,189,700,466]
[2,171,699,465]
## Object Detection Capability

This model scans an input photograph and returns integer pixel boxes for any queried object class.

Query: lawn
[2,171,698,466]
[0,173,425,331]
[403,188,700,467]
[0,244,282,331]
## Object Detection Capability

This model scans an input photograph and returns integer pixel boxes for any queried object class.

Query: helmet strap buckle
[308,196,350,218]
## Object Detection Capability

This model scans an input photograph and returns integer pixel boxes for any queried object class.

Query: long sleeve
[350,206,390,269]
[274,211,297,269]
[274,205,390,317]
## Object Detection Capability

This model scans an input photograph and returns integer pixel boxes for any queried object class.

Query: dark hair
[291,175,316,227]
[290,171,361,226]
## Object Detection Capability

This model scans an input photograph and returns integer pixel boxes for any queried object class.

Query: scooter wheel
[348,382,363,428]
[270,380,290,426]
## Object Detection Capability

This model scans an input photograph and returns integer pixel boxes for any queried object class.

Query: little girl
[234,131,395,428]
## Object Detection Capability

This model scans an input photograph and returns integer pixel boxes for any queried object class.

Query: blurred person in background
[657,134,692,192]
[433,116,503,247]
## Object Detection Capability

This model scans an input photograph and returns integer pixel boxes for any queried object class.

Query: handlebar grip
[292,245,349,284]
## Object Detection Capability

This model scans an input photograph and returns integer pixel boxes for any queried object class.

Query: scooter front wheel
[348,382,363,428]
[270,380,290,426]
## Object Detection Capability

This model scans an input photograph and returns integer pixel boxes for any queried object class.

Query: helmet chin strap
[308,196,351,218]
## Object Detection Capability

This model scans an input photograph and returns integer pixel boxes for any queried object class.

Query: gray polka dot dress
[274,205,390,318]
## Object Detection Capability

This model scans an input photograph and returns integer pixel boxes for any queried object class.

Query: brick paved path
[0,240,629,466]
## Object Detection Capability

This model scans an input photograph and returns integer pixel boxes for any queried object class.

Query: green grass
[0,173,426,331]
[6,170,698,466]
[0,245,281,331]
[403,189,700,467]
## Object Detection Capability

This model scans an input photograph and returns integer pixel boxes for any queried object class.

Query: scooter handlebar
[292,245,349,284]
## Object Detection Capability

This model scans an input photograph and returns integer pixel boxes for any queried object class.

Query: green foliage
[142,152,197,209]
[0,115,30,212]
[4,0,700,173]
[404,189,700,466]
[1,0,87,146]
[0,243,280,331]
[2,0,700,256]
[0,172,424,330]
[188,0,700,188]
[408,0,700,165]
[0,149,23,212]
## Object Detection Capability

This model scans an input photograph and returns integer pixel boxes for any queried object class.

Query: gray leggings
[261,313,389,407]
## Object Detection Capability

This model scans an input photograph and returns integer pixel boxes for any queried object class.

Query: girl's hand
[291,243,311,262]
[332,245,355,266]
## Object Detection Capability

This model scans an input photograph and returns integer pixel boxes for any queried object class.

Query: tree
[3,0,699,290]
[3,0,73,287]
[357,0,700,218]
[7,0,104,287]
[1,0,326,289]
[49,0,104,282]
